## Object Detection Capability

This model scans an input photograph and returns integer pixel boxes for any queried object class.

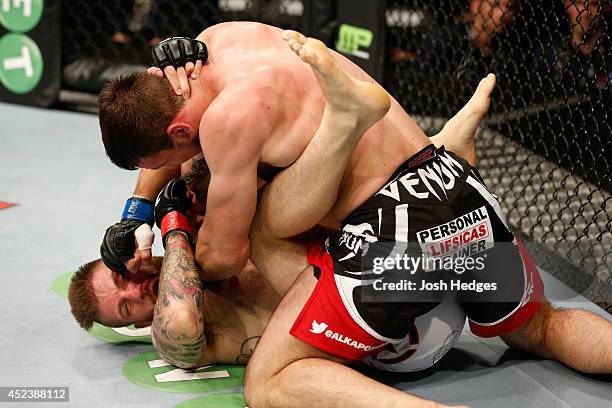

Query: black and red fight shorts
[290,145,544,362]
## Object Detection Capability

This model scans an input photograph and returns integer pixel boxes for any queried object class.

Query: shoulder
[197,22,277,53]
[198,88,269,165]
[196,22,235,42]
[201,85,276,131]
[197,22,278,41]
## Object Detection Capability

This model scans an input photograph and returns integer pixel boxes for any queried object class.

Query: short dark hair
[98,73,184,170]
[68,259,101,330]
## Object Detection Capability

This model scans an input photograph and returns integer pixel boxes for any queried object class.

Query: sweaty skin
[94,37,497,368]
[137,21,493,278]
[153,32,492,408]
[95,28,612,408]
[145,22,432,278]
[244,29,474,408]
[137,69,495,368]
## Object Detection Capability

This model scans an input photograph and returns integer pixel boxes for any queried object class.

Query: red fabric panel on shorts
[289,235,387,361]
[469,238,544,337]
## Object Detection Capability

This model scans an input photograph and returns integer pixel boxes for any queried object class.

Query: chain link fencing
[61,1,304,93]
[385,0,611,311]
[60,0,611,311]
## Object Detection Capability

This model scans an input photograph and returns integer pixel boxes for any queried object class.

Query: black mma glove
[155,179,195,247]
[152,37,208,70]
[100,197,155,275]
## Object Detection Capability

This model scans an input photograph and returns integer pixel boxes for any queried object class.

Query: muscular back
[197,22,430,221]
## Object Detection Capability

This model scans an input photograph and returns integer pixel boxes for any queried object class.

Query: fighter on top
[97,22,483,281]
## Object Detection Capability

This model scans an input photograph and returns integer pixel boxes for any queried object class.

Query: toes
[286,34,327,67]
[298,48,308,60]
[485,73,496,91]
[288,38,303,53]
[478,73,496,92]
[282,30,296,40]
[291,42,302,52]
[309,38,326,51]
[474,74,496,98]
[305,49,319,65]
[282,30,307,44]
[473,74,495,99]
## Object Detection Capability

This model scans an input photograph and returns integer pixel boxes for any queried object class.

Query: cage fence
[60,0,611,311]
[61,0,305,93]
[385,0,611,311]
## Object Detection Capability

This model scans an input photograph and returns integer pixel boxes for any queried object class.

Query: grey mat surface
[0,102,610,407]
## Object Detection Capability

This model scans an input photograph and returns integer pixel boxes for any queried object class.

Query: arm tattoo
[182,157,210,208]
[235,336,262,364]
[152,231,206,368]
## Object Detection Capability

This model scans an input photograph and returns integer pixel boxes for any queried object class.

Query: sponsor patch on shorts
[310,319,386,352]
[416,206,493,259]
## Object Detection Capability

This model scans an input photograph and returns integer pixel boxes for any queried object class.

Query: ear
[167,122,195,144]
[134,320,152,328]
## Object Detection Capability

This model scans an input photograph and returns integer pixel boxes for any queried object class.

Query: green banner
[0,0,44,32]
[0,33,43,93]
[0,0,59,106]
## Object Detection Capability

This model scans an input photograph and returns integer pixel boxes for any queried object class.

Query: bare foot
[282,30,390,133]
[432,74,496,166]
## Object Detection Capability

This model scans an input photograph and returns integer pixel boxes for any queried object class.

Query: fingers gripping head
[152,37,208,71]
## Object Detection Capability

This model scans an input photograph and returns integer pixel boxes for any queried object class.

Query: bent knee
[244,362,273,408]
[502,299,555,355]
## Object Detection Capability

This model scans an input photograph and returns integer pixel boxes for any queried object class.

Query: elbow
[170,309,202,339]
[207,255,249,280]
[226,244,249,273]
[196,240,249,280]
[153,348,204,371]
[152,311,205,369]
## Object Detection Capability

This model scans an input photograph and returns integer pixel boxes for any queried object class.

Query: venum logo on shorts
[377,151,464,201]
[337,222,378,262]
[417,206,493,258]
[311,320,383,352]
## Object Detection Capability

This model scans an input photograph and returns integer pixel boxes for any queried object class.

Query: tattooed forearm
[235,336,262,364]
[152,231,206,369]
[152,331,205,368]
